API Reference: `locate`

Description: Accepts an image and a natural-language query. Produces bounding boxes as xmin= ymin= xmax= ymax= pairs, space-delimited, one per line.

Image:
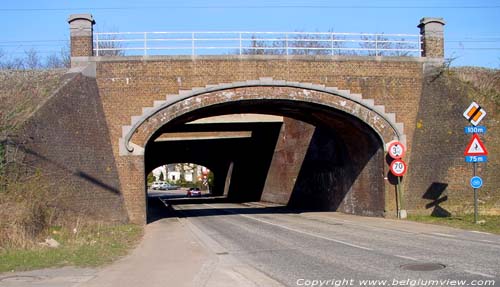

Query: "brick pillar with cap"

xmin=418 ymin=17 xmax=446 ymax=58
xmin=68 ymin=14 xmax=95 ymax=58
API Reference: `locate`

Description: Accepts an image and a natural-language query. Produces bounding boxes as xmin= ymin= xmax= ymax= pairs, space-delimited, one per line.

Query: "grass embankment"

xmin=0 ymin=69 xmax=143 ymax=273
xmin=407 ymin=214 xmax=500 ymax=235
xmin=0 ymin=224 xmax=143 ymax=273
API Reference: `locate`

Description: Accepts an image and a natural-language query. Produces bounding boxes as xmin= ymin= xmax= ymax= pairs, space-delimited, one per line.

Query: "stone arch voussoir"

xmin=120 ymin=78 xmax=406 ymax=156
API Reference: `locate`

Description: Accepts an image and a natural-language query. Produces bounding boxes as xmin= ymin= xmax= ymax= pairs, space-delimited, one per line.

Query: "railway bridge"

xmin=19 ymin=15 xmax=466 ymax=224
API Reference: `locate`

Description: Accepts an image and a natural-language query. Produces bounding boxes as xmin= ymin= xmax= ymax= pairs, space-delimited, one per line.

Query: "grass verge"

xmin=0 ymin=224 xmax=143 ymax=273
xmin=407 ymin=214 xmax=500 ymax=235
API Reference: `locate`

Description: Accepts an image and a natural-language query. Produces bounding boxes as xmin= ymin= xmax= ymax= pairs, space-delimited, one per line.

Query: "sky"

xmin=0 ymin=0 xmax=499 ymax=68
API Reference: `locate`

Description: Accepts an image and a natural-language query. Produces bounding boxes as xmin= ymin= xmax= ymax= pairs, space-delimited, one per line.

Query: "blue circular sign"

xmin=470 ymin=176 xmax=483 ymax=189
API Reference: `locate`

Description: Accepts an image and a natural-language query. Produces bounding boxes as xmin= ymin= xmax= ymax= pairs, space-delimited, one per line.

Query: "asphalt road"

xmin=173 ymin=202 xmax=500 ymax=287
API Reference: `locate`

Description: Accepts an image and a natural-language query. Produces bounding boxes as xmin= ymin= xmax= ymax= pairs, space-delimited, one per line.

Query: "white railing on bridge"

xmin=93 ymin=31 xmax=422 ymax=57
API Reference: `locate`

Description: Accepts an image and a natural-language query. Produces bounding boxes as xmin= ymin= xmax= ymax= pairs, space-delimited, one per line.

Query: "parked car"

xmin=159 ymin=182 xmax=171 ymax=190
xmin=166 ymin=183 xmax=179 ymax=190
xmin=187 ymin=187 xmax=202 ymax=197
xmin=158 ymin=182 xmax=180 ymax=190
xmin=151 ymin=181 xmax=164 ymax=190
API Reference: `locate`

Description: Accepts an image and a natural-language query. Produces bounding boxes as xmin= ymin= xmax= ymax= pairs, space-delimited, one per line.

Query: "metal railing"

xmin=93 ymin=31 xmax=422 ymax=57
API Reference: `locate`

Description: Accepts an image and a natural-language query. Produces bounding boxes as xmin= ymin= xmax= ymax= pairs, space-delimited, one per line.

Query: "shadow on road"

xmin=147 ymin=197 xmax=176 ymax=223
xmin=174 ymin=205 xmax=302 ymax=218
xmin=146 ymin=193 xmax=304 ymax=224
xmin=146 ymin=191 xmax=231 ymax=223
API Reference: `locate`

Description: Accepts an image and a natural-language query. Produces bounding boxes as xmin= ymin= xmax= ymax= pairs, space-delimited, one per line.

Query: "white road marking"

xmin=470 ymin=230 xmax=492 ymax=235
xmin=425 ymin=232 xmax=500 ymax=248
xmin=430 ymin=232 xmax=456 ymax=238
xmin=204 ymin=204 xmax=374 ymax=251
xmin=393 ymin=255 xmax=418 ymax=261
xmin=464 ymin=270 xmax=496 ymax=278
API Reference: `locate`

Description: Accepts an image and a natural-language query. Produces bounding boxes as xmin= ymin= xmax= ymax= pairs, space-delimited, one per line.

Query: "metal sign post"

xmin=388 ymin=141 xmax=407 ymax=219
xmin=463 ymin=102 xmax=487 ymax=224
xmin=472 ymin=162 xmax=478 ymax=224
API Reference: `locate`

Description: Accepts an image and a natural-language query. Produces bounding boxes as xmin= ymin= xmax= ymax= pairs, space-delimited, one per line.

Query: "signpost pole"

xmin=463 ymin=102 xmax=487 ymax=225
xmin=398 ymin=176 xmax=405 ymax=213
xmin=387 ymin=141 xmax=407 ymax=219
xmin=473 ymin=162 xmax=478 ymax=224
xmin=396 ymin=182 xmax=401 ymax=219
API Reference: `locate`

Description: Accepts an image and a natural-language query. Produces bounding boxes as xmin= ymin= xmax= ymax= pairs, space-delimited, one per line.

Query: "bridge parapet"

xmin=68 ymin=14 xmax=444 ymax=62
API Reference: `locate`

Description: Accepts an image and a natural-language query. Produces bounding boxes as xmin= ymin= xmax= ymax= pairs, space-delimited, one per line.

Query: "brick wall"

xmin=261 ymin=118 xmax=315 ymax=204
xmin=94 ymin=56 xmax=423 ymax=222
xmin=421 ymin=37 xmax=445 ymax=58
xmin=408 ymin=71 xmax=500 ymax=215
xmin=70 ymin=36 xmax=93 ymax=57
xmin=17 ymin=72 xmax=128 ymax=222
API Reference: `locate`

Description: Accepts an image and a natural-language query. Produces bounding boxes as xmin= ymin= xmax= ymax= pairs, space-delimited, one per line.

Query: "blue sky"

xmin=1 ymin=0 xmax=499 ymax=67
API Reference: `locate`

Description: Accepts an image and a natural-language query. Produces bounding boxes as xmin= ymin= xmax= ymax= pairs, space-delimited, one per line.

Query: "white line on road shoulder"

xmin=204 ymin=204 xmax=374 ymax=251
xmin=393 ymin=255 xmax=418 ymax=261
xmin=430 ymin=232 xmax=456 ymax=238
xmin=470 ymin=230 xmax=493 ymax=235
xmin=464 ymin=270 xmax=496 ymax=278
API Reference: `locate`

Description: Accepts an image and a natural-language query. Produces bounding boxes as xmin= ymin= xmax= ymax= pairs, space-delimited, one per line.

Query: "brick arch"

xmin=122 ymin=80 xmax=405 ymax=155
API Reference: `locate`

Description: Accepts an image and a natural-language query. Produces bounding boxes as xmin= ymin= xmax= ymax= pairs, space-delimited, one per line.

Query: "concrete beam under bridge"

xmin=154 ymin=131 xmax=253 ymax=142
xmin=187 ymin=114 xmax=283 ymax=124
xmin=153 ymin=114 xmax=283 ymax=142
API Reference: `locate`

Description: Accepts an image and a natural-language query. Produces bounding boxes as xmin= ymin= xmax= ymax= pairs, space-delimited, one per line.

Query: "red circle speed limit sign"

xmin=388 ymin=141 xmax=406 ymax=159
xmin=390 ymin=159 xmax=407 ymax=176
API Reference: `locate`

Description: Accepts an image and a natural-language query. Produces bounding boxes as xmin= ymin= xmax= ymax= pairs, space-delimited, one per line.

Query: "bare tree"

xmin=241 ymin=31 xmax=346 ymax=56
xmin=242 ymin=35 xmax=269 ymax=55
xmin=59 ymin=43 xmax=71 ymax=68
xmin=0 ymin=57 xmax=25 ymax=70
xmin=45 ymin=54 xmax=64 ymax=69
xmin=359 ymin=34 xmax=413 ymax=57
xmin=392 ymin=39 xmax=413 ymax=57
xmin=94 ymin=33 xmax=126 ymax=56
xmin=24 ymin=48 xmax=42 ymax=69
xmin=289 ymin=33 xmax=331 ymax=56
xmin=44 ymin=45 xmax=71 ymax=69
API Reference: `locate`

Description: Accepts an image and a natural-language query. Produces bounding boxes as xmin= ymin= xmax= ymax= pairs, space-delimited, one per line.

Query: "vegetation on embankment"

xmin=0 ymin=224 xmax=142 ymax=273
xmin=0 ymin=69 xmax=68 ymax=134
xmin=0 ymin=69 xmax=143 ymax=273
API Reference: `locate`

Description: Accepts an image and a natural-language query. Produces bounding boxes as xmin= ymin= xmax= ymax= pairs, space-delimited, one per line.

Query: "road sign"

xmin=388 ymin=141 xmax=406 ymax=159
xmin=464 ymin=126 xmax=487 ymax=134
xmin=464 ymin=134 xmax=488 ymax=156
xmin=463 ymin=102 xmax=486 ymax=126
xmin=470 ymin=176 xmax=483 ymax=189
xmin=390 ymin=159 xmax=407 ymax=176
xmin=465 ymin=156 xmax=488 ymax=163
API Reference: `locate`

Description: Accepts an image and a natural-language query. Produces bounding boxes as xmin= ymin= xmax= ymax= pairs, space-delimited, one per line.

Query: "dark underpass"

xmin=144 ymin=99 xmax=386 ymax=222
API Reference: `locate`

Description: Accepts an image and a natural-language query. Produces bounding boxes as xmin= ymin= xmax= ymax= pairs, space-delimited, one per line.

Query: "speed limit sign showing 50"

xmin=388 ymin=141 xmax=406 ymax=159
xmin=390 ymin=159 xmax=407 ymax=176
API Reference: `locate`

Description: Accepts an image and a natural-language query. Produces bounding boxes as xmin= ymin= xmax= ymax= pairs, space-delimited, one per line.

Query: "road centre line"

xmin=203 ymin=204 xmax=374 ymax=251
